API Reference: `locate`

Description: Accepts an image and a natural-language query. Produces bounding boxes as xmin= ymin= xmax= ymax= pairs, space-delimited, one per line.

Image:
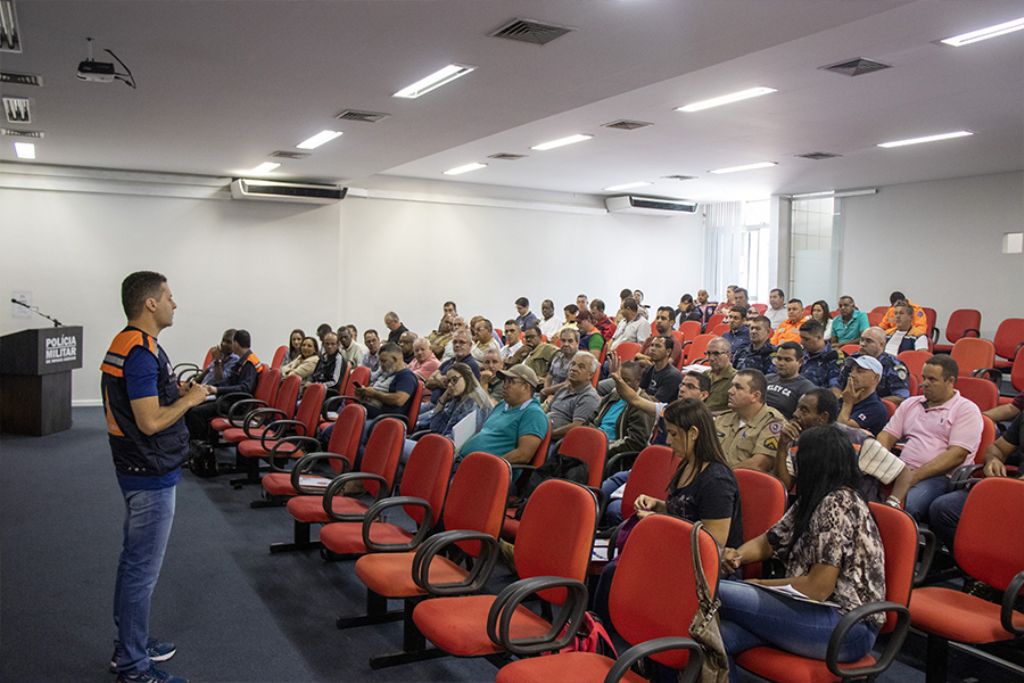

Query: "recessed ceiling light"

xmin=14 ymin=141 xmax=35 ymax=159
xmin=676 ymin=87 xmax=777 ymax=113
xmin=940 ymin=16 xmax=1024 ymax=46
xmin=709 ymin=161 xmax=777 ymax=174
xmin=443 ymin=162 xmax=487 ymax=176
xmin=296 ymin=130 xmax=342 ymax=150
xmin=246 ymin=162 xmax=280 ymax=174
xmin=531 ymin=134 xmax=593 ymax=151
xmin=877 ymin=130 xmax=973 ymax=148
xmin=603 ymin=181 xmax=652 ymax=192
xmin=393 ymin=64 xmax=475 ymax=99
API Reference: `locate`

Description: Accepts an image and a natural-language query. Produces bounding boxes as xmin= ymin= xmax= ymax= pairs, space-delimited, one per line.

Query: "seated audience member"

xmin=407 ymin=337 xmax=440 ymax=381
xmin=635 ymin=307 xmax=682 ymax=367
xmin=799 ymin=319 xmax=845 ymax=389
xmin=695 ymin=288 xmax=716 ymax=324
xmin=509 ymin=325 xmax=558 ymax=379
xmin=705 ymin=337 xmax=737 ymax=412
xmin=638 ymin=336 xmax=683 ymax=404
xmin=880 ymin=290 xmax=927 ymax=336
xmin=286 ymin=328 xmax=305 ymax=363
xmin=765 ymin=288 xmax=788 ymax=328
xmin=837 ymin=355 xmax=889 ymax=435
xmin=439 ymin=316 xmax=469 ymax=363
xmin=398 ymin=330 xmax=417 ymax=364
xmin=731 ymin=287 xmax=750 ymax=311
xmin=315 ymin=323 xmax=333 ymax=343
xmin=185 ymin=329 xmax=262 ymax=443
xmin=775 ymin=389 xmax=912 ymax=504
xmin=733 ymin=316 xmax=775 ymax=375
xmin=383 ymin=311 xmax=408 ymax=345
xmin=677 ymin=293 xmax=704 ymax=325
xmin=765 ymin=342 xmax=817 ymax=419
xmin=594 ymin=398 xmax=742 ymax=625
xmin=425 ymin=330 xmax=479 ymax=404
xmin=720 ymin=426 xmax=885 ymax=672
xmin=809 ymin=300 xmax=834 ymax=340
xmin=609 ymin=297 xmax=651 ymax=350
xmin=514 ymin=297 xmax=539 ymax=331
xmin=984 ymin=391 xmax=1023 ymax=424
xmin=715 ymin=285 xmax=737 ymax=315
xmin=884 ymin=302 xmax=929 ymax=354
xmin=456 ymin=364 xmax=548 ymax=466
xmin=560 ymin=304 xmax=580 ymax=331
xmin=542 ymin=328 xmax=580 ymax=398
xmin=280 ymin=336 xmax=319 ymax=381
xmin=198 ymin=328 xmax=238 ymax=386
xmin=499 ymin=320 xmax=523 ymax=363
xmin=770 ymin=299 xmax=808 ymax=346
xmin=471 ymin=318 xmax=500 ymax=361
xmin=576 ymin=310 xmax=605 ymax=357
xmin=875 ymin=355 xmax=983 ymax=522
xmin=722 ymin=304 xmax=751 ymax=354
xmin=576 ymin=293 xmax=588 ymax=310
xmin=589 ymin=299 xmax=617 ymax=342
xmin=633 ymin=289 xmax=650 ymax=319
xmin=587 ymin=360 xmax=657 ymax=463
xmin=338 ymin=325 xmax=366 ymax=367
xmin=309 ymin=332 xmax=347 ymax=393
xmin=836 ymin=326 xmax=910 ymax=404
xmin=546 ymin=353 xmax=601 ymax=440
xmin=929 ymin=410 xmax=1024 ymax=550
xmin=538 ymin=299 xmax=562 ymax=340
xmin=716 ymin=369 xmax=786 ymax=470
xmin=478 ymin=349 xmax=506 ymax=405
xmin=830 ymin=295 xmax=869 ymax=346
xmin=354 ymin=342 xmax=418 ymax=420
xmin=410 ymin=362 xmax=491 ymax=450
xmin=614 ymin=288 xmax=635 ymax=324
xmin=361 ymin=329 xmax=382 ymax=374
xmin=428 ymin=313 xmax=454 ymax=360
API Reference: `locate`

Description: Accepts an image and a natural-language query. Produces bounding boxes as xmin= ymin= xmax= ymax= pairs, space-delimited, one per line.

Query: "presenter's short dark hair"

xmin=121 ymin=271 xmax=166 ymax=319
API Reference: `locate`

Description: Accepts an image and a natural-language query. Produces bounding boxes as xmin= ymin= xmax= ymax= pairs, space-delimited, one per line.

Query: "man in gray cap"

xmin=456 ymin=364 xmax=549 ymax=466
xmin=837 ymin=355 xmax=890 ymax=435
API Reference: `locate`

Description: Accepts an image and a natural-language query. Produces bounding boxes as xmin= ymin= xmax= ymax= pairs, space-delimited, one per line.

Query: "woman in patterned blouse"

xmin=718 ymin=425 xmax=886 ymax=679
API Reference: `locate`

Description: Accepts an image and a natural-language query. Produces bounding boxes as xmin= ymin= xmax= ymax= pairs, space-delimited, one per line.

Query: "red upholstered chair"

xmin=752 ymin=303 xmax=767 ymax=314
xmin=909 ymin=478 xmax=1024 ymax=683
xmin=922 ymin=307 xmax=937 ymax=340
xmin=907 ymin=373 xmax=919 ymax=396
xmin=684 ymin=334 xmax=714 ymax=365
xmin=733 ymin=469 xmax=786 ymax=579
xmin=950 ymin=338 xmax=996 ymax=377
xmin=344 ymin=452 xmax=511 ymax=667
xmin=955 ymin=376 xmax=999 ymax=413
xmin=678 ymin=320 xmax=702 ymax=343
xmin=209 ymin=367 xmax=280 ymax=434
xmin=275 ymin=417 xmax=404 ymax=552
xmin=840 ymin=344 xmax=860 ymax=357
xmin=710 ymin=323 xmax=731 ymax=337
xmin=319 ymin=365 xmax=371 ymax=431
xmin=220 ymin=373 xmax=300 ymax=446
xmin=705 ymin=313 xmax=725 ymax=331
xmin=882 ymin=399 xmax=897 ymax=418
xmin=992 ymin=318 xmax=1024 ymax=370
xmin=933 ymin=309 xmax=981 ymax=352
xmin=735 ymin=503 xmax=917 ymax=683
xmin=269 ymin=345 xmax=288 ymax=370
xmin=983 ymin=345 xmax=1024 ymax=405
xmin=494 ymin=514 xmax=714 ymax=683
xmin=319 ymin=434 xmax=454 ymax=559
xmin=897 ymin=349 xmax=932 ymax=383
xmin=867 ymin=306 xmax=888 ymax=327
xmin=409 ymin=479 xmax=598 ymax=669
xmin=615 ymin=342 xmax=643 ymax=362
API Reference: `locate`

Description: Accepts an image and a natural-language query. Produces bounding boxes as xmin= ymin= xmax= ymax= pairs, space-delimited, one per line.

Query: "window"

xmin=704 ymin=199 xmax=771 ymax=302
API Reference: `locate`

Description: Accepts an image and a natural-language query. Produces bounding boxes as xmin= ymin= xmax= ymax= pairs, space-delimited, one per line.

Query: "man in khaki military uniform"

xmin=705 ymin=337 xmax=737 ymax=413
xmin=715 ymin=368 xmax=785 ymax=471
xmin=509 ymin=324 xmax=558 ymax=379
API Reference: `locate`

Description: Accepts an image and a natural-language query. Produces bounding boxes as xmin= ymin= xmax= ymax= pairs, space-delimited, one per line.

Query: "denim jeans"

xmin=600 ymin=470 xmax=630 ymax=525
xmin=719 ymin=580 xmax=878 ymax=683
xmin=113 ymin=485 xmax=177 ymax=674
xmin=928 ymin=489 xmax=969 ymax=549
xmin=903 ymin=475 xmax=949 ymax=523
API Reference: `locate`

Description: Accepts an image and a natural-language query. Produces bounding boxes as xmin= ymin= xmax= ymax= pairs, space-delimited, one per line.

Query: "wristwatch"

xmin=885 ymin=495 xmax=902 ymax=509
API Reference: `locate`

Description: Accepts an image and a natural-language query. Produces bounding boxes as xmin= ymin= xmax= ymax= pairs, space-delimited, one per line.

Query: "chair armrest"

xmin=826 ymin=602 xmax=910 ymax=678
xmin=321 ymin=394 xmax=355 ymax=420
xmin=409 ymin=429 xmax=432 ymax=441
xmin=258 ymin=419 xmax=306 ymax=451
xmin=604 ymin=451 xmax=639 ymax=477
xmin=915 ymin=529 xmax=938 ymax=587
xmin=931 ymin=326 xmax=940 ymax=344
xmin=288 ymin=453 xmax=351 ymax=493
xmin=1001 ymin=570 xmax=1024 ymax=636
xmin=172 ymin=362 xmax=200 ymax=376
xmin=411 ymin=530 xmax=499 ymax=596
xmin=321 ymin=472 xmax=389 ymax=522
xmin=266 ymin=436 xmax=321 ymax=472
xmin=948 ymin=464 xmax=984 ymax=491
xmin=175 ymin=365 xmax=202 ymax=383
xmin=486 ymin=576 xmax=588 ymax=655
xmin=218 ymin=393 xmax=258 ymax=419
xmin=605 ymin=637 xmax=704 ymax=683
xmin=361 ymin=496 xmax=434 ymax=553
xmin=972 ymin=367 xmax=1003 ymax=383
xmin=242 ymin=407 xmax=286 ymax=439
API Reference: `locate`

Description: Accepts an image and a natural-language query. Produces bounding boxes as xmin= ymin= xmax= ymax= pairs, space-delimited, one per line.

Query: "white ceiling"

xmin=2 ymin=0 xmax=1023 ymax=201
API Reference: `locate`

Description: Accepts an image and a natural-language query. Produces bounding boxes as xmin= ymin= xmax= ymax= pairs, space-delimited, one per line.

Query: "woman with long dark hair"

xmin=718 ymin=425 xmax=885 ymax=680
xmin=810 ymin=299 xmax=834 ymax=340
xmin=286 ymin=328 xmax=305 ymax=362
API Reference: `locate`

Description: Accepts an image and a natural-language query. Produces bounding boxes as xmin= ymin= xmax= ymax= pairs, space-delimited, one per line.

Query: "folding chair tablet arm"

xmin=242 ymin=407 xmax=287 ymax=439
xmin=825 ymin=602 xmax=910 ymax=679
xmin=258 ymin=419 xmax=307 ymax=451
xmin=949 ymin=463 xmax=984 ymax=490
xmin=486 ymin=575 xmax=588 ymax=655
xmin=411 ymin=530 xmax=500 ymax=596
xmin=606 ymin=637 xmax=704 ymax=683
xmin=321 ymin=472 xmax=390 ymax=522
xmin=289 ymin=452 xmax=352 ymax=494
xmin=914 ymin=529 xmax=938 ymax=587
xmin=219 ymin=394 xmax=261 ymax=419
xmin=1001 ymin=570 xmax=1024 ymax=636
xmin=361 ymin=496 xmax=435 ymax=553
xmin=266 ymin=436 xmax=321 ymax=472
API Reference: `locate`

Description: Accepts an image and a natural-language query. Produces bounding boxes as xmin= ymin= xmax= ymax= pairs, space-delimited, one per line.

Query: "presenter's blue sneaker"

xmin=109 ymin=639 xmax=177 ymax=672
xmin=114 ymin=663 xmax=188 ymax=683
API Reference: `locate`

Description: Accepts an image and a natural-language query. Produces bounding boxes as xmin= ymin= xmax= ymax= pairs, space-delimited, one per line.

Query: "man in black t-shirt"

xmin=639 ymin=335 xmax=682 ymax=404
xmin=765 ymin=342 xmax=816 ymax=419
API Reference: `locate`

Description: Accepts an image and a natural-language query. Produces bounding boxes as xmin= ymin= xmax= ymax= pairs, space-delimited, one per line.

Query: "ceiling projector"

xmin=76 ymin=59 xmax=117 ymax=83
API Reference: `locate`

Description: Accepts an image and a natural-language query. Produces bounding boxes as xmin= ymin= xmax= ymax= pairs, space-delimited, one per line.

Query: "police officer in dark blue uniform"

xmin=798 ymin=319 xmax=845 ymax=389
xmin=733 ymin=315 xmax=775 ymax=375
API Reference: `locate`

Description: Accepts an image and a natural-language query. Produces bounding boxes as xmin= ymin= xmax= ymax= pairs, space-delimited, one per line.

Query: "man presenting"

xmin=101 ymin=271 xmax=209 ymax=683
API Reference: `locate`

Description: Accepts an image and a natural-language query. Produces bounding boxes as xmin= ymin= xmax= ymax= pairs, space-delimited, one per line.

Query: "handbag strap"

xmin=689 ymin=521 xmax=715 ymax=609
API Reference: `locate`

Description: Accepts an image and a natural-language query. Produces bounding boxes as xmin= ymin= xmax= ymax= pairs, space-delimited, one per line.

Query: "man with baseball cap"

xmin=837 ymin=355 xmax=890 ymax=435
xmin=456 ymin=364 xmax=549 ymax=467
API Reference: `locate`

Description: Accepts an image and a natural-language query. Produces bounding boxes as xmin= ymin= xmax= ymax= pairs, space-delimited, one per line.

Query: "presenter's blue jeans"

xmin=113 ymin=485 xmax=176 ymax=675
xmin=719 ymin=580 xmax=878 ymax=683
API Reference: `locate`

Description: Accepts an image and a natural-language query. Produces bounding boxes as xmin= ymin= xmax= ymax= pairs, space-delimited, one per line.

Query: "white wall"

xmin=837 ymin=171 xmax=1023 ymax=340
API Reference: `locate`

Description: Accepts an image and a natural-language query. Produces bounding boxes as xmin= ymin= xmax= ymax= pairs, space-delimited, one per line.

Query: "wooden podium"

xmin=0 ymin=326 xmax=83 ymax=436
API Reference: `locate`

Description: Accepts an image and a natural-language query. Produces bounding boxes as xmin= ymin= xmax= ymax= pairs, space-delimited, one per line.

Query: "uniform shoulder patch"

xmin=768 ymin=421 xmax=783 ymax=435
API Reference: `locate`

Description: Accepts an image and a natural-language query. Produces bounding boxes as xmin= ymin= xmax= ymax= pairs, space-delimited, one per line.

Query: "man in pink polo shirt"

xmin=876 ymin=354 xmax=982 ymax=522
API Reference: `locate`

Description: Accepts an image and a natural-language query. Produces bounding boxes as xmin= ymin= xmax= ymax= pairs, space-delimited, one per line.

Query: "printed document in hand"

xmin=753 ymin=582 xmax=840 ymax=607
xmin=451 ymin=410 xmax=478 ymax=451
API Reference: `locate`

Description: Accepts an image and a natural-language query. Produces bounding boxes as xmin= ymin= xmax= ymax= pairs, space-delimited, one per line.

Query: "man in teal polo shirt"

xmin=830 ymin=295 xmax=870 ymax=346
xmin=457 ymin=364 xmax=549 ymax=466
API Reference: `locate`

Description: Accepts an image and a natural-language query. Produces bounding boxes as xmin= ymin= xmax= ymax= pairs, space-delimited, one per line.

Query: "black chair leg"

xmin=269 ymin=521 xmax=320 ymax=553
xmin=924 ymin=634 xmax=949 ymax=683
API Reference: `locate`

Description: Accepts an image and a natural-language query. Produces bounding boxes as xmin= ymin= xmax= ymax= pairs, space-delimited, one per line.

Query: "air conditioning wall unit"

xmin=605 ymin=195 xmax=698 ymax=216
xmin=230 ymin=178 xmax=347 ymax=204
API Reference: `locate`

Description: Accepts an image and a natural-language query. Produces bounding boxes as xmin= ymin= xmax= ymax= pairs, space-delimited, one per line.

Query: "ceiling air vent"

xmin=2 ymin=95 xmax=30 ymax=124
xmin=487 ymin=153 xmax=527 ymax=161
xmin=602 ymin=119 xmax=653 ymax=131
xmin=821 ymin=57 xmax=890 ymax=77
xmin=1 ymin=127 xmax=42 ymax=138
xmin=270 ymin=150 xmax=311 ymax=159
xmin=795 ymin=152 xmax=842 ymax=160
xmin=0 ymin=0 xmax=22 ymax=53
xmin=336 ymin=109 xmax=390 ymax=123
xmin=662 ymin=174 xmax=696 ymax=181
xmin=0 ymin=70 xmax=41 ymax=86
xmin=230 ymin=179 xmax=347 ymax=204
xmin=489 ymin=18 xmax=573 ymax=45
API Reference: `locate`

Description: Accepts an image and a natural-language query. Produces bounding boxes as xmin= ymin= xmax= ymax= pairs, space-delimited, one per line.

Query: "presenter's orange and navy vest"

xmin=100 ymin=327 xmax=189 ymax=475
